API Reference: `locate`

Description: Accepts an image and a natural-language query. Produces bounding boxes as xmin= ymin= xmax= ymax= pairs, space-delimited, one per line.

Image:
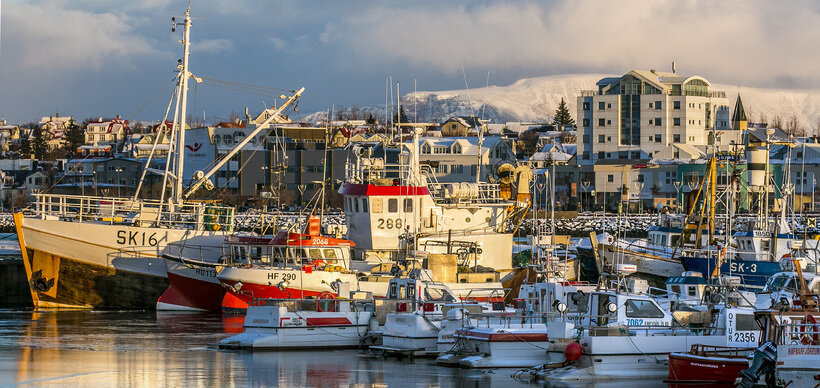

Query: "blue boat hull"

xmin=681 ymin=257 xmax=781 ymax=290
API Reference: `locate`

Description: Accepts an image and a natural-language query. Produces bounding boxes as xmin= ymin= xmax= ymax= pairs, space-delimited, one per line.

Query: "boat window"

xmin=735 ymin=314 xmax=757 ymax=331
xmin=388 ymin=198 xmax=398 ymax=213
xmin=372 ymin=197 xmax=383 ymax=213
xmin=687 ymin=286 xmax=697 ymax=297
xmin=406 ymin=284 xmax=415 ymax=299
xmin=309 ymin=248 xmax=322 ymax=258
xmin=425 ymin=287 xmax=456 ymax=302
xmin=354 ymin=198 xmax=360 ymax=212
xmin=670 ymin=235 xmax=680 ymax=247
xmin=760 ymin=239 xmax=770 ymax=252
xmin=404 ymin=198 xmax=413 ymax=213
xmin=661 ymin=235 xmax=667 ymax=246
xmin=625 ymin=299 xmax=664 ymax=318
xmin=323 ymin=249 xmax=337 ymax=259
xmin=566 ymin=292 xmax=588 ymax=313
xmin=670 ymin=285 xmax=681 ymax=294
xmin=388 ymin=283 xmax=397 ymax=298
xmin=811 ymin=281 xmax=820 ymax=294
xmin=361 ymin=198 xmax=368 ymax=213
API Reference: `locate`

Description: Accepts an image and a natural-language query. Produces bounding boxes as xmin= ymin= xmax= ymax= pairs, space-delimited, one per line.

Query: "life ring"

xmin=316 ymin=292 xmax=336 ymax=312
xmin=800 ymin=314 xmax=819 ymax=345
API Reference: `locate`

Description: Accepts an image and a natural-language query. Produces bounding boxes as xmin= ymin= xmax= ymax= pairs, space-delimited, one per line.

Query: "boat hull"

xmin=15 ymin=213 xmax=225 ymax=309
xmin=776 ymin=344 xmax=820 ymax=388
xmin=156 ymin=269 xmax=225 ymax=312
xmin=681 ymin=256 xmax=780 ymax=289
xmin=668 ymin=352 xmax=749 ymax=384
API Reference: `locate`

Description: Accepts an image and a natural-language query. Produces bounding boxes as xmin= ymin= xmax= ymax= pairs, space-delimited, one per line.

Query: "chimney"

xmin=672 ymin=61 xmax=676 ymax=74
xmin=650 ymin=69 xmax=656 ymax=74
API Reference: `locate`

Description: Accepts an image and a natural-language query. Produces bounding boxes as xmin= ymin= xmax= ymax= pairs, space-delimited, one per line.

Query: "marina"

xmin=2 ymin=1 xmax=820 ymax=387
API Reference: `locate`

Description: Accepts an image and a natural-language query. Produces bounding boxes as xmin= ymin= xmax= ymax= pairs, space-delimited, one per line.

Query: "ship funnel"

xmin=746 ymin=145 xmax=768 ymax=188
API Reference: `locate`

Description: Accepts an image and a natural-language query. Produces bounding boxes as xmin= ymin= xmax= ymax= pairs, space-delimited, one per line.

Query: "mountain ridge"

xmin=305 ymin=74 xmax=820 ymax=135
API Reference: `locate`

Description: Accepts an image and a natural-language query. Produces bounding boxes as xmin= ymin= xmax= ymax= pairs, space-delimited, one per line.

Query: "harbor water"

xmin=0 ymin=310 xmax=671 ymax=387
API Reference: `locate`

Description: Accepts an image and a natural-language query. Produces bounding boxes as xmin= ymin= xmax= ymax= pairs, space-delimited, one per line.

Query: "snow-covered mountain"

xmin=305 ymin=74 xmax=820 ymax=135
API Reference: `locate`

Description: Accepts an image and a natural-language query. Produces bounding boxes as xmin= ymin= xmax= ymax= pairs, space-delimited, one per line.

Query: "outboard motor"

xmin=737 ymin=341 xmax=777 ymax=388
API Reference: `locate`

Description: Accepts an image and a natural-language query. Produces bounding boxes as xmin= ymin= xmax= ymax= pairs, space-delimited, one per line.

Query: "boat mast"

xmin=174 ymin=6 xmax=192 ymax=204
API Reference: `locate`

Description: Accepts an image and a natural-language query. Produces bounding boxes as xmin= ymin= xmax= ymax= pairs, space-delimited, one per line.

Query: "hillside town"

xmin=1 ymin=69 xmax=817 ymax=218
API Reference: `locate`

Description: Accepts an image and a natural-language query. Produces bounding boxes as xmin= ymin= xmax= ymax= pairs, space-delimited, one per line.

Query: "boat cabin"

xmin=224 ymin=231 xmax=354 ymax=270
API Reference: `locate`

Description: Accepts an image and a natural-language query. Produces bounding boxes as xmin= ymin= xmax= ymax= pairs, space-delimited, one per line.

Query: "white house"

xmin=412 ymin=136 xmax=514 ymax=182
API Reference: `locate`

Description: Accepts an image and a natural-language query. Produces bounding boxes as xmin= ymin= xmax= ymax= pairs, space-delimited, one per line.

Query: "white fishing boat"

xmin=437 ymin=279 xmax=595 ymax=369
xmin=371 ymin=278 xmax=460 ymax=357
xmin=533 ymin=289 xmax=759 ymax=381
xmin=218 ymin=283 xmax=376 ymax=350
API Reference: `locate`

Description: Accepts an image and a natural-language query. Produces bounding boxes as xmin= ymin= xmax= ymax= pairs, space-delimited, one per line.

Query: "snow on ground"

xmin=304 ymin=73 xmax=820 ymax=134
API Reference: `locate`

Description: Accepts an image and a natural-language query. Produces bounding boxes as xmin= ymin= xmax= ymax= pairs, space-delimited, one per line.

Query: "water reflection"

xmin=0 ymin=311 xmax=533 ymax=387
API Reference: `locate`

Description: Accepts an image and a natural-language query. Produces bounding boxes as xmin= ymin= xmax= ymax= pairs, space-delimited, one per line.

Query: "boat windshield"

xmin=763 ymin=276 xmax=795 ymax=293
xmin=425 ymin=287 xmax=456 ymax=303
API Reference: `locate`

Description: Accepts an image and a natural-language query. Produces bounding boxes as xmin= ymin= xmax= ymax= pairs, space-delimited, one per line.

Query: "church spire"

xmin=732 ymin=94 xmax=747 ymax=131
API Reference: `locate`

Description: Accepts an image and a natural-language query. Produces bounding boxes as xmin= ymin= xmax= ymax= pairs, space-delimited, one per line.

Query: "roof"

xmin=747 ymin=127 xmax=791 ymax=143
xmin=732 ymin=94 xmax=747 ymax=127
xmin=412 ymin=136 xmax=507 ymax=157
xmin=676 ymin=143 xmax=704 ymax=156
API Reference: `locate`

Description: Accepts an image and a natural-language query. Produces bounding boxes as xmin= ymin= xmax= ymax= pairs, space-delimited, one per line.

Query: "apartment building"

xmin=577 ymin=70 xmax=732 ymax=165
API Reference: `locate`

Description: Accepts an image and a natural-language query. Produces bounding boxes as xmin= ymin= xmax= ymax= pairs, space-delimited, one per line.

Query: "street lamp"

xmin=673 ymin=181 xmax=682 ymax=212
xmin=581 ymin=180 xmax=590 ymax=213
xmin=115 ymin=167 xmax=123 ymax=197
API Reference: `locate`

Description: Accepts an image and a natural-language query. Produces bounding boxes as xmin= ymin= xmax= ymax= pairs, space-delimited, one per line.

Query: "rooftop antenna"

xmin=461 ymin=65 xmax=481 ymax=184
xmin=481 ymin=70 xmax=490 ymax=120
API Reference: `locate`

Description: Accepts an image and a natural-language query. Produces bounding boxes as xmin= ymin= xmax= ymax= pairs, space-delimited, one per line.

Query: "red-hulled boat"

xmin=667 ymin=344 xmax=753 ymax=386
xmin=217 ymin=216 xmax=358 ymax=313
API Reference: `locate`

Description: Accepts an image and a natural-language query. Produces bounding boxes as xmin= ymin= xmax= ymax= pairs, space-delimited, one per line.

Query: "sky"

xmin=1 ymin=0 xmax=819 ymax=124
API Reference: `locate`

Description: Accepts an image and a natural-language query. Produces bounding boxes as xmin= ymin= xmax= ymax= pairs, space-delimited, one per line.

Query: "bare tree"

xmin=813 ymin=117 xmax=820 ymax=137
xmin=770 ymin=115 xmax=783 ymax=130
xmin=758 ymin=112 xmax=767 ymax=126
xmin=785 ymin=113 xmax=805 ymax=137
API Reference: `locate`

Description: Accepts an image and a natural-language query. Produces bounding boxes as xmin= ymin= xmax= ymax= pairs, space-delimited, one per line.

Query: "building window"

xmin=673 ymin=118 xmax=681 ymax=126
xmin=598 ymin=102 xmax=605 ymax=110
xmin=673 ymin=101 xmax=680 ymax=109
xmin=583 ymin=102 xmax=590 ymax=110
xmin=598 ymin=151 xmax=605 ymax=160
xmin=673 ymin=134 xmax=681 ymax=143
xmin=607 ymin=119 xmax=611 ymax=125
xmin=637 ymin=174 xmax=644 ymax=183
xmin=582 ymin=118 xmax=590 ymax=127
xmin=607 ymin=175 xmax=614 ymax=183
xmin=649 ymin=102 xmax=653 ymax=108
xmin=619 ymin=151 xmax=628 ymax=159
xmin=583 ymin=134 xmax=590 ymax=143
xmin=598 ymin=135 xmax=605 ymax=143
xmin=598 ymin=118 xmax=605 ymax=127
xmin=655 ymin=134 xmax=661 ymax=143
xmin=422 ymin=143 xmax=431 ymax=154
xmin=632 ymin=151 xmax=640 ymax=159
xmin=654 ymin=118 xmax=661 ymax=126
xmin=607 ymin=103 xmax=611 ymax=108
xmin=655 ymin=101 xmax=662 ymax=110
xmin=582 ymin=152 xmax=590 ymax=160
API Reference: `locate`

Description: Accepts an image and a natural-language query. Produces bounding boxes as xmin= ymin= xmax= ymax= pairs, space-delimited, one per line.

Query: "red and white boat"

xmin=217 ymin=216 xmax=358 ymax=313
xmin=667 ymin=344 xmax=754 ymax=386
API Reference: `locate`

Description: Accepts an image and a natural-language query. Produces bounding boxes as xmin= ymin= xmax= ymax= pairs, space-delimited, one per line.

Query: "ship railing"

xmin=251 ymin=297 xmax=375 ymax=313
xmin=28 ymin=193 xmax=234 ymax=231
xmin=687 ymin=344 xmax=755 ymax=357
xmin=465 ymin=312 xmax=549 ymax=329
xmin=777 ymin=321 xmax=820 ymax=345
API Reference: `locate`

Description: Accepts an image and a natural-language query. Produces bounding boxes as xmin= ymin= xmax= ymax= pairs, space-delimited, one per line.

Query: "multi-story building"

xmin=577 ymin=69 xmax=731 ymax=165
xmin=85 ymin=117 xmax=129 ymax=147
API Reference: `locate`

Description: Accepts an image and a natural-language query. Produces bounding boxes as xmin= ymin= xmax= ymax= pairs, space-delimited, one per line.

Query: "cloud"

xmin=313 ymin=0 xmax=820 ymax=89
xmin=1 ymin=2 xmax=165 ymax=72
xmin=193 ymin=39 xmax=234 ymax=54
